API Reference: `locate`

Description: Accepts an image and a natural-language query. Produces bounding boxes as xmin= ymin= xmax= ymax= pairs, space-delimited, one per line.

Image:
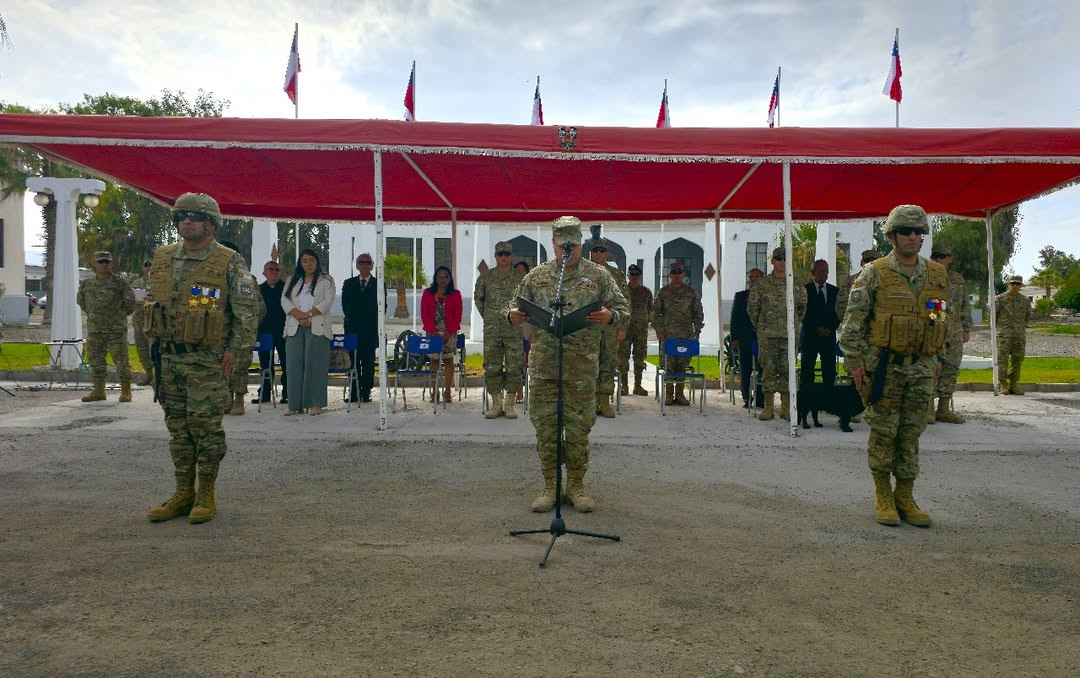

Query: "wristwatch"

xmin=607 ymin=310 xmax=620 ymax=326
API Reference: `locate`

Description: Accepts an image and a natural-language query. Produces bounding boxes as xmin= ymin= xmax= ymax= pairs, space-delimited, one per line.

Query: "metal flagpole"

xmin=536 ymin=225 xmax=541 ymax=263
xmin=783 ymin=162 xmax=798 ymax=438
xmin=776 ymin=66 xmax=781 ymax=128
xmin=986 ymin=209 xmax=1000 ymax=395
xmin=894 ymin=28 xmax=900 ymax=128
xmin=294 ymin=23 xmax=299 ymax=120
xmin=375 ymin=151 xmax=388 ymax=430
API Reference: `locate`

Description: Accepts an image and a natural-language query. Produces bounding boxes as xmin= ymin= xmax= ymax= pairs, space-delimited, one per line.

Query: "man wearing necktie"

xmin=801 ymin=259 xmax=840 ymax=386
xmin=341 ymin=253 xmax=381 ymax=402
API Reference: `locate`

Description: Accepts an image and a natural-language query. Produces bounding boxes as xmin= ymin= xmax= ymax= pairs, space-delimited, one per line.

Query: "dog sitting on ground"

xmin=797 ymin=381 xmax=865 ymax=432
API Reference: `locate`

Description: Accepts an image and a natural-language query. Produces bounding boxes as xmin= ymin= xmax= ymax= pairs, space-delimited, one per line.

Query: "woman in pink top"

xmin=420 ymin=266 xmax=462 ymax=402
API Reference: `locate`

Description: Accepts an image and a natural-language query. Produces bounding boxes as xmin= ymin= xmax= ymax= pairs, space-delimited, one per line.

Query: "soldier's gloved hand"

xmin=508 ymin=308 xmax=528 ymax=326
xmin=222 ymin=350 xmax=236 ymax=379
xmin=852 ymin=366 xmax=866 ymax=392
xmin=585 ymin=307 xmax=612 ymax=325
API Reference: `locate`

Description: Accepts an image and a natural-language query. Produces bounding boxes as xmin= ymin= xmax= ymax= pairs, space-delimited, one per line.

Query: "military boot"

xmin=530 ymin=466 xmax=557 ymax=512
xmin=485 ymin=391 xmax=504 ymax=419
xmin=779 ymin=392 xmax=790 ymax=419
xmin=673 ymin=384 xmax=691 ymax=406
xmin=872 ymin=473 xmax=901 ymax=526
xmin=565 ymin=468 xmax=595 ymax=512
xmin=136 ymin=369 xmax=153 ymax=387
xmin=926 ymin=396 xmax=936 ymax=424
xmin=1010 ymin=379 xmax=1025 ymax=396
xmin=893 ymin=478 xmax=931 ymax=527
xmin=757 ymin=392 xmax=775 ymax=420
xmin=502 ymin=392 xmax=518 ymax=419
xmin=118 ymin=380 xmax=133 ymax=403
xmin=146 ymin=468 xmax=196 ymax=522
xmin=227 ymin=394 xmax=245 ymax=415
xmin=633 ymin=370 xmax=648 ymax=396
xmin=188 ymin=464 xmax=218 ymax=524
xmin=664 ymin=385 xmax=676 ymax=407
xmin=936 ymin=397 xmax=965 ymax=424
xmin=81 ymin=379 xmax=107 ymax=402
xmin=597 ymin=395 xmax=616 ymax=418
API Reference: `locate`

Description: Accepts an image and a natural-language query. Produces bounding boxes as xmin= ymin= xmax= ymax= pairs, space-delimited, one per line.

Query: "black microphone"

xmin=561 ymin=241 xmax=573 ymax=261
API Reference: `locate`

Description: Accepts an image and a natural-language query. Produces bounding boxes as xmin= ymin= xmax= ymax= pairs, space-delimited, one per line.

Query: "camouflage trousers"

xmin=936 ymin=335 xmax=964 ymax=397
xmin=620 ymin=325 xmax=649 ymax=377
xmin=132 ymin=316 xmax=152 ymax=373
xmin=159 ymin=349 xmax=230 ymax=476
xmin=228 ymin=349 xmax=254 ymax=395
xmin=85 ymin=330 xmax=131 ymax=381
xmin=483 ymin=328 xmax=523 ymax=393
xmin=529 ymin=377 xmax=597 ymax=471
xmin=596 ymin=329 xmax=619 ymax=396
xmin=996 ymin=333 xmax=1026 ymax=383
xmin=759 ymin=336 xmax=791 ymax=394
xmin=660 ymin=342 xmax=691 ymax=380
xmin=863 ymin=367 xmax=933 ymax=479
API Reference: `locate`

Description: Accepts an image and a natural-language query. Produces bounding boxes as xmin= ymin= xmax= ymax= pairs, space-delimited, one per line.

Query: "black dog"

xmin=797 ymin=382 xmax=865 ymax=432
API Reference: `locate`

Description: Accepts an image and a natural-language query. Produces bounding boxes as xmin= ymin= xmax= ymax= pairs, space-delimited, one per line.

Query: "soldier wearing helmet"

xmin=142 ymin=193 xmax=259 ymax=524
xmin=839 ymin=205 xmax=948 ymax=528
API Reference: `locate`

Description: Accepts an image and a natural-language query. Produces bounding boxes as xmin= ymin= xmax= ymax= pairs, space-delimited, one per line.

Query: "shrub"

xmin=1054 ymin=269 xmax=1080 ymax=312
xmin=1034 ymin=297 xmax=1056 ymax=318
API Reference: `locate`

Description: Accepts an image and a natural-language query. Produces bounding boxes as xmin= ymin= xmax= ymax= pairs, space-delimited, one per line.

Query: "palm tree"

xmin=1 ymin=15 xmax=10 ymax=48
xmin=382 ymin=254 xmax=427 ymax=319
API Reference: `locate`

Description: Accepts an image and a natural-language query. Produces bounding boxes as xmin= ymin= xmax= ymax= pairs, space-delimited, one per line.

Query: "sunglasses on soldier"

xmin=173 ymin=210 xmax=211 ymax=224
xmin=496 ymin=250 xmax=513 ymax=257
xmin=669 ymin=269 xmax=685 ymax=275
xmin=893 ymin=227 xmax=926 ymax=236
xmin=591 ymin=247 xmax=607 ymax=253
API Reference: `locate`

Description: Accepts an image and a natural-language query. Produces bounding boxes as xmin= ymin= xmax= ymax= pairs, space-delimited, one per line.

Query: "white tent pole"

xmin=412 ymin=224 xmax=418 ymax=333
xmin=714 ymin=212 xmax=724 ymax=392
xmin=986 ymin=209 xmax=1000 ymax=396
xmin=536 ymin=225 xmax=541 ymax=263
xmin=375 ymin=151 xmax=388 ymax=430
xmin=660 ymin=222 xmax=666 ymax=285
xmin=783 ymin=162 xmax=798 ymax=438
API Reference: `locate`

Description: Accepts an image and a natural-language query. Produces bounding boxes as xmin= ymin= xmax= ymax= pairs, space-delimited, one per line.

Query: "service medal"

xmin=189 ymin=285 xmax=201 ymax=308
xmin=209 ymin=288 xmax=221 ymax=311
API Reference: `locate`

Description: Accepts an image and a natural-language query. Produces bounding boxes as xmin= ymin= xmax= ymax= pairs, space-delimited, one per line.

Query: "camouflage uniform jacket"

xmin=994 ymin=292 xmax=1032 ymax=337
xmin=946 ymin=270 xmax=973 ymax=339
xmin=474 ymin=267 xmax=525 ymax=327
xmin=651 ymin=283 xmax=704 ymax=338
xmin=76 ymin=273 xmax=136 ymax=333
xmin=836 ymin=272 xmax=860 ymax=324
xmin=747 ymin=273 xmax=806 ymax=339
xmin=627 ymin=285 xmax=653 ymax=332
xmin=510 ymin=258 xmax=629 ymax=381
xmin=600 ymin=263 xmax=631 ymax=329
xmin=252 ymin=274 xmax=267 ymax=325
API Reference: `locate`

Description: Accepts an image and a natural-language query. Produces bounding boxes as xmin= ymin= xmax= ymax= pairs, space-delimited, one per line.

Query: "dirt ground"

xmin=1 ymin=382 xmax=1078 ymax=677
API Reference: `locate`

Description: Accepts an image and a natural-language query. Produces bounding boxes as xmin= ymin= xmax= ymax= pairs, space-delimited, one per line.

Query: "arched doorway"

xmin=655 ymin=237 xmax=704 ymax=296
xmin=508 ymin=235 xmax=548 ymax=270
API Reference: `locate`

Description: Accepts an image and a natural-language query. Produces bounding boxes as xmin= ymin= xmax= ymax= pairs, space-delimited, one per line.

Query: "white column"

xmin=701 ymin=218 xmax=720 ymax=348
xmin=251 ymin=219 xmax=278 ymax=282
xmin=816 ymin=223 xmax=838 ymax=285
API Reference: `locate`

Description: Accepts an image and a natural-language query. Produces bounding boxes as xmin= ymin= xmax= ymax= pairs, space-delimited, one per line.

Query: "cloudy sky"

xmin=4 ymin=0 xmax=1079 ymax=276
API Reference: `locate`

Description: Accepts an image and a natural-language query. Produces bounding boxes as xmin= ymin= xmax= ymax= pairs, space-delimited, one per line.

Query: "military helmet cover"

xmin=883 ymin=204 xmax=929 ymax=234
xmin=172 ymin=192 xmax=222 ymax=226
xmin=931 ymin=243 xmax=953 ymax=257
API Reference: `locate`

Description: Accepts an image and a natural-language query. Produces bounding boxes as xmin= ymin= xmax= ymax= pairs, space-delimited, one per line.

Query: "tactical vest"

xmin=868 ymin=258 xmax=949 ymax=356
xmin=143 ymin=242 xmax=233 ymax=348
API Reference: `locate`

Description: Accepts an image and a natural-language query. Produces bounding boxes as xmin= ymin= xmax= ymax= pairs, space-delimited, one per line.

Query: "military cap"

xmin=860 ymin=249 xmax=882 ymax=263
xmin=590 ymin=237 xmax=609 ymax=250
xmin=883 ymin=204 xmax=929 ymax=234
xmin=172 ymin=192 xmax=223 ymax=226
xmin=494 ymin=241 xmax=513 ymax=253
xmin=627 ymin=263 xmax=642 ymax=274
xmin=771 ymin=246 xmax=786 ymax=260
xmin=1008 ymin=275 xmax=1024 ymax=285
xmin=931 ymin=243 xmax=952 ymax=257
xmin=669 ymin=261 xmax=686 ymax=272
xmin=552 ymin=216 xmax=583 ymax=245
xmin=93 ymin=250 xmax=113 ymax=262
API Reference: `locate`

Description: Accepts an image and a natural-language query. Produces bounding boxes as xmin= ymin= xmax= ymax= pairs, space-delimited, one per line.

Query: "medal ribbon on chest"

xmin=926 ymin=298 xmax=947 ymax=322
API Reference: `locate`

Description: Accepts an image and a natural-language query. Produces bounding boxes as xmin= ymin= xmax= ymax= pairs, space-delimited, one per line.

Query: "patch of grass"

xmin=958 ymin=357 xmax=1080 ymax=383
xmin=1039 ymin=325 xmax=1080 ymax=335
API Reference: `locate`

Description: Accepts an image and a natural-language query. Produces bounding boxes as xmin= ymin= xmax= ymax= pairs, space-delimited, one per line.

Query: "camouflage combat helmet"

xmin=883 ymin=204 xmax=929 ymax=234
xmin=172 ymin=192 xmax=222 ymax=226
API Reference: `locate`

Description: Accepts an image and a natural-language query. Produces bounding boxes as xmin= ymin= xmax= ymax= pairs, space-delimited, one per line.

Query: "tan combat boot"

xmin=936 ymin=396 xmax=965 ymax=424
xmin=136 ymin=369 xmax=153 ymax=387
xmin=118 ymin=380 xmax=133 ymax=403
xmin=485 ymin=391 xmax=504 ymax=419
xmin=597 ymin=395 xmax=616 ymax=418
xmin=502 ymin=392 xmax=518 ymax=419
xmin=530 ymin=466 xmax=557 ymax=512
xmin=893 ymin=478 xmax=931 ymax=527
xmin=632 ymin=370 xmax=648 ymax=396
xmin=146 ymin=469 xmax=196 ymax=522
xmin=227 ymin=394 xmax=245 ymax=415
xmin=873 ymin=473 xmax=901 ymax=526
xmin=188 ymin=464 xmax=218 ymax=524
xmin=926 ymin=397 xmax=936 ymax=424
xmin=1010 ymin=380 xmax=1025 ymax=396
xmin=673 ymin=384 xmax=691 ymax=406
xmin=779 ymin=392 xmax=790 ymax=419
xmin=664 ymin=385 xmax=675 ymax=406
xmin=565 ymin=468 xmax=595 ymax=512
xmin=757 ymin=392 xmax=775 ymax=420
xmin=82 ymin=379 xmax=107 ymax=402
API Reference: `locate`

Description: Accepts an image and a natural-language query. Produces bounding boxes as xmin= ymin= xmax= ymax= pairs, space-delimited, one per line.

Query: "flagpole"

xmin=413 ymin=60 xmax=417 ymax=121
xmin=894 ymin=28 xmax=899 ymax=128
xmin=294 ymin=22 xmax=299 ymax=120
xmin=776 ymin=66 xmax=781 ymax=128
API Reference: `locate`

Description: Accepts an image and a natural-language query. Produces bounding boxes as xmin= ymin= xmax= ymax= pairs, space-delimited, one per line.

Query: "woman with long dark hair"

xmin=420 ymin=265 xmax=462 ymax=403
xmin=281 ymin=249 xmax=336 ymax=415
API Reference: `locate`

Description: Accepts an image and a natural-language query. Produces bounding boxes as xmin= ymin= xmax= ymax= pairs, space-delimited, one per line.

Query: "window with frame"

xmin=745 ymin=241 xmax=768 ymax=276
xmin=434 ymin=238 xmax=452 ymax=272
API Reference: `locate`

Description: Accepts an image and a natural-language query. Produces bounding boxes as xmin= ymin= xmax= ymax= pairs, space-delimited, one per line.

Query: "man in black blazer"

xmin=254 ymin=260 xmax=288 ymax=404
xmin=730 ymin=268 xmax=764 ymax=408
xmin=341 ymin=253 xmax=379 ymax=402
xmin=801 ymin=258 xmax=840 ymax=386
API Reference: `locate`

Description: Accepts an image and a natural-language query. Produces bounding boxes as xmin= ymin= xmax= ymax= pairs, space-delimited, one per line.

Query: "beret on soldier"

xmin=883 ymin=204 xmax=929 ymax=234
xmin=494 ymin=240 xmax=513 ymax=253
xmin=860 ymin=249 xmax=882 ymax=262
xmin=552 ymin=216 xmax=583 ymax=245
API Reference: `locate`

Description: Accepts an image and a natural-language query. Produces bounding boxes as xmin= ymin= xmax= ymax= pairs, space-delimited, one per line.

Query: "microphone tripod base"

xmin=510 ymin=515 xmax=620 ymax=568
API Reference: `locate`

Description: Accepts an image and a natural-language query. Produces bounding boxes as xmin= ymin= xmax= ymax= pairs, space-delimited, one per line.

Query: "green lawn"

xmin=1037 ymin=324 xmax=1080 ymax=335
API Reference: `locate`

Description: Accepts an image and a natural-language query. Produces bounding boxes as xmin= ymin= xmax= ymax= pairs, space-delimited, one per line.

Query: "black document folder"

xmin=516 ymin=296 xmax=602 ymax=337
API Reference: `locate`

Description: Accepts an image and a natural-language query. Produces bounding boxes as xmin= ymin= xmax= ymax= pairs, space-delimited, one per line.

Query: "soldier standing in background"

xmin=652 ymin=261 xmax=705 ymax=407
xmin=508 ymin=216 xmax=629 ymax=513
xmin=996 ymin=275 xmax=1033 ymax=395
xmin=219 ymin=241 xmax=264 ymax=416
xmin=143 ymin=193 xmax=258 ymax=524
xmin=76 ymin=251 xmax=136 ymax=403
xmin=621 ymin=263 xmax=653 ymax=396
xmin=132 ymin=260 xmax=155 ymax=386
xmin=929 ymin=244 xmax=973 ymax=423
xmin=748 ymin=247 xmax=806 ymax=421
xmin=837 ymin=249 xmax=882 ymax=324
xmin=474 ymin=241 xmax=525 ymax=419
xmin=839 ymin=205 xmax=947 ymax=528
xmin=589 ymin=236 xmax=629 ymax=416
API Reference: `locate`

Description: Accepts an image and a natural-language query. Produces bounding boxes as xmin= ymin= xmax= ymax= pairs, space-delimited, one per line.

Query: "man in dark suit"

xmin=730 ymin=268 xmax=764 ymax=408
xmin=254 ymin=260 xmax=288 ymax=404
xmin=801 ymin=258 xmax=840 ymax=386
xmin=341 ymin=253 xmax=379 ymax=402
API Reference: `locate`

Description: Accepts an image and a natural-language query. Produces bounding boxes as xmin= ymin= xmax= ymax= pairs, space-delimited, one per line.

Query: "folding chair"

xmin=393 ymin=334 xmax=444 ymax=413
xmin=45 ymin=339 xmax=88 ymax=390
xmin=329 ymin=333 xmax=359 ymax=412
xmin=454 ymin=332 xmax=467 ymax=400
xmin=658 ymin=338 xmax=707 ymax=416
xmin=252 ymin=333 xmax=277 ymax=412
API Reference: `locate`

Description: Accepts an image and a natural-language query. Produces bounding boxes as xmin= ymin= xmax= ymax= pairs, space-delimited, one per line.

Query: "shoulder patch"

xmin=240 ymin=282 xmax=254 ymax=297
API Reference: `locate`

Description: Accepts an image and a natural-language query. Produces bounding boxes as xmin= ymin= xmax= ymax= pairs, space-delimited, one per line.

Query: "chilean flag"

xmin=403 ymin=61 xmax=416 ymax=121
xmin=882 ymin=36 xmax=902 ymax=103
xmin=531 ymin=76 xmax=544 ymax=126
xmin=283 ymin=25 xmax=300 ymax=105
xmin=656 ymin=82 xmax=671 ymax=128
xmin=766 ymin=71 xmax=779 ymax=127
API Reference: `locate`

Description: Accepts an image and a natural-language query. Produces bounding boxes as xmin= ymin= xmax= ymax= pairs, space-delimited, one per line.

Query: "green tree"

xmin=775 ymin=223 xmax=818 ymax=283
xmin=1 ymin=14 xmax=10 ymax=48
xmin=276 ymin=222 xmax=329 ymax=279
xmin=383 ymin=254 xmax=427 ymax=319
xmin=932 ymin=207 xmax=1021 ymax=306
xmin=1053 ymin=268 xmax=1080 ymax=312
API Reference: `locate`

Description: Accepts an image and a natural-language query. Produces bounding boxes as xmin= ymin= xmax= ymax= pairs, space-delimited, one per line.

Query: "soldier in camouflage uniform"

xmin=996 ymin=275 xmax=1033 ymax=395
xmin=747 ymin=247 xmax=806 ymax=420
xmin=929 ymin=244 xmax=973 ymax=423
xmin=218 ymin=240 xmax=265 ymax=416
xmin=836 ymin=249 xmax=882 ymax=333
xmin=652 ymin=261 xmax=705 ymax=407
xmin=590 ymin=237 xmax=630 ymax=416
xmin=839 ymin=205 xmax=947 ymax=528
xmin=132 ymin=260 xmax=155 ymax=386
xmin=474 ymin=240 xmax=525 ymax=419
xmin=76 ymin=251 xmax=137 ymax=403
xmin=509 ymin=217 xmax=630 ymax=513
xmin=621 ymin=263 xmax=653 ymax=396
xmin=143 ymin=193 xmax=259 ymax=524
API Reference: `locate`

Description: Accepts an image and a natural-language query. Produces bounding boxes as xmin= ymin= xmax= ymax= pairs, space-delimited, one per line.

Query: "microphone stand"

xmin=510 ymin=242 xmax=621 ymax=567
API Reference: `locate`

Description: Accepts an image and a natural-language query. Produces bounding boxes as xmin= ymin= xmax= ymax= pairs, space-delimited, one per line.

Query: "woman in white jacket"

xmin=282 ymin=249 xmax=336 ymax=415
